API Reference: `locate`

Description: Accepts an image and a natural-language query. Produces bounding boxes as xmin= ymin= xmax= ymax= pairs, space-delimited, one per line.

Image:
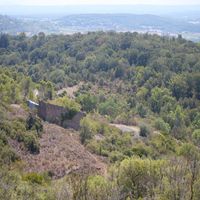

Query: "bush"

xmin=99 ymin=98 xmax=123 ymax=118
xmin=109 ymin=151 xmax=125 ymax=163
xmin=87 ymin=175 xmax=111 ymax=200
xmin=192 ymin=129 xmax=200 ymax=146
xmin=26 ymin=114 xmax=43 ymax=136
xmin=50 ymin=96 xmax=81 ymax=113
xmin=24 ymin=133 xmax=40 ymax=154
xmin=0 ymin=130 xmax=8 ymax=145
xmin=0 ymin=118 xmax=40 ymax=155
xmin=131 ymin=144 xmax=150 ymax=157
xmin=150 ymin=134 xmax=177 ymax=155
xmin=137 ymin=104 xmax=147 ymax=118
xmin=23 ymin=173 xmax=45 ymax=185
xmin=0 ymin=146 xmax=19 ymax=165
xmin=139 ymin=125 xmax=150 ymax=137
xmin=0 ymin=120 xmax=16 ymax=138
xmin=154 ymin=118 xmax=170 ymax=134
xmin=77 ymin=93 xmax=97 ymax=112
xmin=80 ymin=117 xmax=98 ymax=144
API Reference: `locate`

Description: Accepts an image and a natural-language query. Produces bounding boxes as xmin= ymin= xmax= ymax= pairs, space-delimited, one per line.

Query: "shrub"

xmin=192 ymin=129 xmax=200 ymax=146
xmin=80 ymin=117 xmax=97 ymax=144
xmin=87 ymin=175 xmax=111 ymax=199
xmin=0 ymin=120 xmax=15 ymax=138
xmin=50 ymin=96 xmax=81 ymax=113
xmin=109 ymin=151 xmax=125 ymax=163
xmin=0 ymin=130 xmax=8 ymax=145
xmin=1 ymin=146 xmax=19 ymax=165
xmin=23 ymin=173 xmax=45 ymax=185
xmin=154 ymin=118 xmax=171 ymax=134
xmin=77 ymin=93 xmax=98 ymax=112
xmin=131 ymin=144 xmax=150 ymax=157
xmin=98 ymin=98 xmax=123 ymax=118
xmin=193 ymin=113 xmax=200 ymax=129
xmin=139 ymin=125 xmax=150 ymax=137
xmin=137 ymin=104 xmax=148 ymax=118
xmin=24 ymin=133 xmax=40 ymax=154
xmin=26 ymin=114 xmax=43 ymax=136
xmin=150 ymin=134 xmax=177 ymax=155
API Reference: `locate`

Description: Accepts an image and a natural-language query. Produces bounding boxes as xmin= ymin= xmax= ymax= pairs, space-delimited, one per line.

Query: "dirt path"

xmin=110 ymin=123 xmax=140 ymax=138
xmin=10 ymin=122 xmax=107 ymax=179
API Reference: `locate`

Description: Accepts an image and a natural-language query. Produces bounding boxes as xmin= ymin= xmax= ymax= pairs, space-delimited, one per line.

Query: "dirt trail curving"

xmin=110 ymin=123 xmax=140 ymax=138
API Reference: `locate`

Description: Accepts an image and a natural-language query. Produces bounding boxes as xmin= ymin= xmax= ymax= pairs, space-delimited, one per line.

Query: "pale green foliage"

xmin=193 ymin=113 xmax=200 ymax=129
xmin=136 ymin=86 xmax=148 ymax=102
xmin=172 ymin=105 xmax=186 ymax=139
xmin=80 ymin=116 xmax=100 ymax=144
xmin=0 ymin=69 xmax=21 ymax=104
xmin=150 ymin=87 xmax=173 ymax=113
xmin=87 ymin=176 xmax=111 ymax=200
xmin=150 ymin=134 xmax=177 ymax=155
xmin=39 ymin=80 xmax=54 ymax=100
xmin=0 ymin=169 xmax=55 ymax=200
xmin=118 ymin=157 xmax=165 ymax=199
xmin=77 ymin=93 xmax=97 ymax=112
xmin=137 ymin=103 xmax=147 ymax=118
xmin=170 ymin=74 xmax=188 ymax=100
xmin=192 ymin=129 xmax=200 ymax=146
xmin=179 ymin=142 xmax=199 ymax=161
xmin=154 ymin=118 xmax=171 ymax=134
xmin=50 ymin=96 xmax=81 ymax=112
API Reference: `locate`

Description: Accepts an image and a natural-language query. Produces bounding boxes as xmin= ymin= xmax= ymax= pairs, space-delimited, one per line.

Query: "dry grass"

xmin=10 ymin=122 xmax=107 ymax=179
xmin=57 ymin=82 xmax=84 ymax=98
xmin=8 ymin=104 xmax=28 ymax=120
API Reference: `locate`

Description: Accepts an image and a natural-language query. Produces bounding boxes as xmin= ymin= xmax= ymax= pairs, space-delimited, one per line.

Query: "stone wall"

xmin=38 ymin=101 xmax=85 ymax=130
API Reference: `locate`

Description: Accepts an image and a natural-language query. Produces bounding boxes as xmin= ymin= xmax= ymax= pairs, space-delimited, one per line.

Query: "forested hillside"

xmin=0 ymin=31 xmax=200 ymax=199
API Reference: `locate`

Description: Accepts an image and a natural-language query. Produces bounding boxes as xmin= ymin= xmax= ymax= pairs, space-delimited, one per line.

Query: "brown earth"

xmin=8 ymin=105 xmax=107 ymax=179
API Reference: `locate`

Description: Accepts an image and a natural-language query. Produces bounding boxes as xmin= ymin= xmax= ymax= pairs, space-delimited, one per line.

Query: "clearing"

xmin=8 ymin=105 xmax=106 ymax=179
xmin=110 ymin=123 xmax=140 ymax=138
xmin=56 ymin=82 xmax=83 ymax=98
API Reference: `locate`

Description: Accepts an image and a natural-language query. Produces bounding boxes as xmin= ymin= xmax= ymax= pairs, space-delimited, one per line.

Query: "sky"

xmin=1 ymin=0 xmax=200 ymax=6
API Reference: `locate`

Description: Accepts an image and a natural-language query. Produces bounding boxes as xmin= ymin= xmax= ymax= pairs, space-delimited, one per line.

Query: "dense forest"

xmin=0 ymin=31 xmax=200 ymax=199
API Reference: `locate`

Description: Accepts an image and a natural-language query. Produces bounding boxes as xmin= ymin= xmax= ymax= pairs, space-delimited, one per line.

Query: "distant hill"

xmin=0 ymin=15 xmax=26 ymax=33
xmin=0 ymin=15 xmax=56 ymax=35
xmin=57 ymin=14 xmax=200 ymax=33
xmin=0 ymin=14 xmax=200 ymax=40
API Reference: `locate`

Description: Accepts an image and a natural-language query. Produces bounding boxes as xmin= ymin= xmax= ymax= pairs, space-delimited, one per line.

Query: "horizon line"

xmin=1 ymin=4 xmax=200 ymax=6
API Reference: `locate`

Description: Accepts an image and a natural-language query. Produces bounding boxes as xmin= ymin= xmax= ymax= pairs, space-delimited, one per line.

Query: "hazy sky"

xmin=1 ymin=0 xmax=200 ymax=6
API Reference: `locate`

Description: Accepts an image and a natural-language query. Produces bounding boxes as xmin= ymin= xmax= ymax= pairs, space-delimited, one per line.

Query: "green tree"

xmin=154 ymin=118 xmax=171 ymax=134
xmin=80 ymin=117 xmax=98 ymax=144
xmin=171 ymin=105 xmax=186 ymax=139
xmin=192 ymin=129 xmax=200 ymax=147
xmin=170 ymin=75 xmax=188 ymax=100
xmin=150 ymin=87 xmax=172 ymax=113
xmin=77 ymin=94 xmax=97 ymax=112
xmin=118 ymin=158 xmax=164 ymax=199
